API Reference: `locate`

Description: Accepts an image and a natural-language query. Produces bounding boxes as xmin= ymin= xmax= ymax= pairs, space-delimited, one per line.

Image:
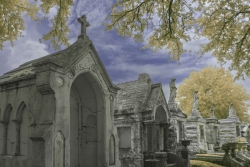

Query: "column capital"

xmin=0 ymin=120 xmax=8 ymax=124
xmin=12 ymin=119 xmax=22 ymax=124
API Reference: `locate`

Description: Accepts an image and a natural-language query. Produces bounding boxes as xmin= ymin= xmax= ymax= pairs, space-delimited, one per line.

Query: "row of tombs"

xmin=0 ymin=15 xmax=250 ymax=167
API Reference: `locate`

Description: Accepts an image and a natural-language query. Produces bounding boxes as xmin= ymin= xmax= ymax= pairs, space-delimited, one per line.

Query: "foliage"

xmin=104 ymin=0 xmax=250 ymax=79
xmin=0 ymin=0 xmax=73 ymax=50
xmin=190 ymin=160 xmax=225 ymax=167
xmin=0 ymin=0 xmax=38 ymax=49
xmin=176 ymin=66 xmax=250 ymax=120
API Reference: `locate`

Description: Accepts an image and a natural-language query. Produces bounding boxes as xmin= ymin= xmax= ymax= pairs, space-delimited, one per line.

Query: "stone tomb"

xmin=204 ymin=107 xmax=220 ymax=152
xmin=219 ymin=103 xmax=241 ymax=146
xmin=0 ymin=15 xmax=120 ymax=167
xmin=185 ymin=91 xmax=208 ymax=153
xmin=168 ymin=78 xmax=187 ymax=151
xmin=114 ymin=74 xmax=170 ymax=167
xmin=241 ymin=124 xmax=250 ymax=143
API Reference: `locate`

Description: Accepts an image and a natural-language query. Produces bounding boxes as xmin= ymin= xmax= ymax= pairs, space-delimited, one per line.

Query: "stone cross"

xmin=77 ymin=15 xmax=90 ymax=35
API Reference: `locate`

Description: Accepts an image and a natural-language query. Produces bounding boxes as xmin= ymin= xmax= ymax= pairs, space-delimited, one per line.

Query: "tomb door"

xmin=70 ymin=72 xmax=104 ymax=167
xmin=213 ymin=126 xmax=218 ymax=144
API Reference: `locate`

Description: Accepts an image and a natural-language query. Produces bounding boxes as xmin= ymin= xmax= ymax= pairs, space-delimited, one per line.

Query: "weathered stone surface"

xmin=0 ymin=15 xmax=120 ymax=167
xmin=55 ymin=131 xmax=65 ymax=167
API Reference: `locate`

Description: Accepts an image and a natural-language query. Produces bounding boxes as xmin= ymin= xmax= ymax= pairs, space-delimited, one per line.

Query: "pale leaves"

xmin=176 ymin=66 xmax=250 ymax=121
xmin=104 ymin=0 xmax=250 ymax=79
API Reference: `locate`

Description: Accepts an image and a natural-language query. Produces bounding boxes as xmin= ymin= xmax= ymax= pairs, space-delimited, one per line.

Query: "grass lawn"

xmin=190 ymin=160 xmax=225 ymax=167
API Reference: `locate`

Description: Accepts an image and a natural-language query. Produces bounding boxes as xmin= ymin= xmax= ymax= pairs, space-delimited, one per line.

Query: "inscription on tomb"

xmin=68 ymin=53 xmax=94 ymax=79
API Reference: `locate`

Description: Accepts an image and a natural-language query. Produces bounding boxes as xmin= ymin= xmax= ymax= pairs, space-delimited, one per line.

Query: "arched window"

xmin=0 ymin=104 xmax=14 ymax=155
xmin=7 ymin=107 xmax=15 ymax=155
xmin=16 ymin=102 xmax=29 ymax=156
xmin=109 ymin=135 xmax=115 ymax=165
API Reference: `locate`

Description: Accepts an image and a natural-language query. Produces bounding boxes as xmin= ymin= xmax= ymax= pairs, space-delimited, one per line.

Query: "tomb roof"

xmin=0 ymin=16 xmax=120 ymax=91
xmin=115 ymin=74 xmax=168 ymax=113
xmin=219 ymin=117 xmax=240 ymax=123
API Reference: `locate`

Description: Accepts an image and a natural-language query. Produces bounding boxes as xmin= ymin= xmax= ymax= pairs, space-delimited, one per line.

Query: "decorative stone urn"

xmin=237 ymin=142 xmax=248 ymax=155
xmin=228 ymin=142 xmax=238 ymax=158
xmin=180 ymin=139 xmax=192 ymax=159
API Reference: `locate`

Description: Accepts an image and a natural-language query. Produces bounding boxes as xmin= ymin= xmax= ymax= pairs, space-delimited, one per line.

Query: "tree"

xmin=0 ymin=0 xmax=73 ymax=50
xmin=176 ymin=66 xmax=250 ymax=120
xmin=104 ymin=0 xmax=250 ymax=79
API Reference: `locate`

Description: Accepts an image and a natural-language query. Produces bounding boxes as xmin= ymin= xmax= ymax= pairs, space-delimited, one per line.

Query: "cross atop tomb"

xmin=77 ymin=15 xmax=90 ymax=35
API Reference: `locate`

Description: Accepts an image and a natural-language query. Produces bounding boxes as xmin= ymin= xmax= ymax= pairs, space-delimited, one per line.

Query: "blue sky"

xmin=0 ymin=0 xmax=249 ymax=113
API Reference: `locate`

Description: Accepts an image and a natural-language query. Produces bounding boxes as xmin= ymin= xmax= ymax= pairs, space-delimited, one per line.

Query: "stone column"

xmin=147 ymin=124 xmax=154 ymax=153
xmin=0 ymin=120 xmax=9 ymax=155
xmin=230 ymin=142 xmax=237 ymax=158
xmin=12 ymin=119 xmax=21 ymax=155
xmin=144 ymin=121 xmax=155 ymax=153
xmin=153 ymin=123 xmax=160 ymax=152
xmin=161 ymin=123 xmax=169 ymax=152
xmin=134 ymin=120 xmax=142 ymax=154
xmin=0 ymin=120 xmax=8 ymax=155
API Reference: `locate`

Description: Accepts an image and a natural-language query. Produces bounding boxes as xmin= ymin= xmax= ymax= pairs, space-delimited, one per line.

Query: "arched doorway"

xmin=154 ymin=105 xmax=168 ymax=151
xmin=70 ymin=72 xmax=104 ymax=167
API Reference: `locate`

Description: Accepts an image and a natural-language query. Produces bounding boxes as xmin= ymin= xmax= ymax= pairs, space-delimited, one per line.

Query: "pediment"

xmin=145 ymin=84 xmax=170 ymax=120
xmin=67 ymin=51 xmax=110 ymax=92
xmin=1 ymin=38 xmax=119 ymax=92
xmin=64 ymin=40 xmax=119 ymax=92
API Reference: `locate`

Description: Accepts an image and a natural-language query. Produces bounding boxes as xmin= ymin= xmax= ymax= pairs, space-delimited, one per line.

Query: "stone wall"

xmin=185 ymin=122 xmax=199 ymax=152
xmin=185 ymin=120 xmax=208 ymax=153
xmin=219 ymin=122 xmax=239 ymax=146
xmin=0 ymin=77 xmax=55 ymax=167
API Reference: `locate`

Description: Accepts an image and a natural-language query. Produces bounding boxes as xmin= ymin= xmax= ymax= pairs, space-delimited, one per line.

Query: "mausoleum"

xmin=219 ymin=103 xmax=241 ymax=146
xmin=168 ymin=79 xmax=187 ymax=145
xmin=0 ymin=15 xmax=120 ymax=167
xmin=185 ymin=91 xmax=208 ymax=153
xmin=205 ymin=106 xmax=220 ymax=152
xmin=114 ymin=74 xmax=170 ymax=167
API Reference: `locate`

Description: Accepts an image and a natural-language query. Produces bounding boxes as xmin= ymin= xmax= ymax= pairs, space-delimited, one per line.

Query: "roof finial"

xmin=77 ymin=15 xmax=90 ymax=36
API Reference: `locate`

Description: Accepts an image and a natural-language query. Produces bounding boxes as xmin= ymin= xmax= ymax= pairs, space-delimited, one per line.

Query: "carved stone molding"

xmin=156 ymin=94 xmax=165 ymax=106
xmin=34 ymin=60 xmax=64 ymax=95
xmin=34 ymin=60 xmax=63 ymax=73
xmin=36 ymin=71 xmax=54 ymax=95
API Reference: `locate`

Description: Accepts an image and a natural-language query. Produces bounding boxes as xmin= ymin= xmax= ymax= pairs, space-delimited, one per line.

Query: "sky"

xmin=0 ymin=0 xmax=250 ymax=113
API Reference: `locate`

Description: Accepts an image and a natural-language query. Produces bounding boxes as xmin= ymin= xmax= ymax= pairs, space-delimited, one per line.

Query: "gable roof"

xmin=0 ymin=37 xmax=119 ymax=91
xmin=115 ymin=74 xmax=169 ymax=115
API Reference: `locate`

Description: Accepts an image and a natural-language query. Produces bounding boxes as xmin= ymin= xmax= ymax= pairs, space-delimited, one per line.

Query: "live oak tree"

xmin=0 ymin=0 xmax=73 ymax=50
xmin=176 ymin=66 xmax=250 ymax=121
xmin=2 ymin=0 xmax=250 ymax=80
xmin=104 ymin=0 xmax=250 ymax=79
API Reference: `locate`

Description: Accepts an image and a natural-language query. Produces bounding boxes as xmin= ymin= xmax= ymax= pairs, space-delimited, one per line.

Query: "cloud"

xmin=0 ymin=0 xmax=249 ymax=114
xmin=7 ymin=40 xmax=49 ymax=69
xmin=0 ymin=14 xmax=50 ymax=75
